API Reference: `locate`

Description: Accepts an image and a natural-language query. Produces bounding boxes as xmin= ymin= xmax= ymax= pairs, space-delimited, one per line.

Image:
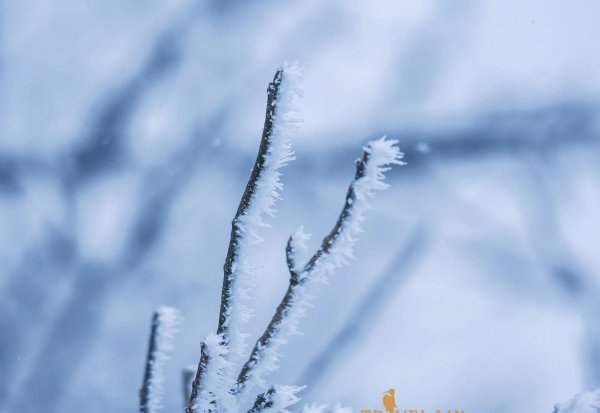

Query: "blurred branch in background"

xmin=0 ymin=0 xmax=598 ymax=410
xmin=0 ymin=6 xmax=209 ymax=411
xmin=519 ymin=152 xmax=600 ymax=388
xmin=298 ymin=225 xmax=430 ymax=399
xmin=0 ymin=96 xmax=597 ymax=413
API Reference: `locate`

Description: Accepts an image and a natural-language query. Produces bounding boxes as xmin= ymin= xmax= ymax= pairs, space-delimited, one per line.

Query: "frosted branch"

xmin=286 ymin=226 xmax=311 ymax=280
xmin=217 ymin=62 xmax=302 ymax=352
xmin=187 ymin=333 xmax=236 ymax=413
xmin=139 ymin=306 xmax=181 ymax=413
xmin=187 ymin=63 xmax=301 ymax=413
xmin=235 ymin=137 xmax=403 ymax=394
xmin=186 ymin=342 xmax=208 ymax=413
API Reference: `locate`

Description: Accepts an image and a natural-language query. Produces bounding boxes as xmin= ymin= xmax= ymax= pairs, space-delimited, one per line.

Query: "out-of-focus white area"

xmin=0 ymin=1 xmax=599 ymax=413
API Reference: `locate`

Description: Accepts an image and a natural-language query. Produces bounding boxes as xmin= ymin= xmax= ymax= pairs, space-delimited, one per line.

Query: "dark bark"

xmin=140 ymin=312 xmax=160 ymax=413
xmin=186 ymin=342 xmax=209 ymax=413
xmin=247 ymin=387 xmax=277 ymax=413
xmin=285 ymin=235 xmax=299 ymax=282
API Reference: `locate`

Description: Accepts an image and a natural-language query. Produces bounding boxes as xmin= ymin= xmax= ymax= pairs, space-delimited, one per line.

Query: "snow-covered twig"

xmin=139 ymin=306 xmax=181 ymax=413
xmin=247 ymin=385 xmax=303 ymax=413
xmin=186 ymin=63 xmax=302 ymax=413
xmin=554 ymin=389 xmax=600 ymax=412
xmin=286 ymin=226 xmax=310 ymax=280
xmin=186 ymin=342 xmax=208 ymax=413
xmin=217 ymin=62 xmax=302 ymax=354
xmin=187 ymin=334 xmax=236 ymax=413
xmin=235 ymin=137 xmax=404 ymax=393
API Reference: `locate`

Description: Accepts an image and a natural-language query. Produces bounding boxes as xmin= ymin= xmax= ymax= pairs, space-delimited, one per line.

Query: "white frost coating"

xmin=256 ymin=385 xmax=304 ymax=413
xmin=554 ymin=390 xmax=600 ymax=413
xmin=238 ymin=62 xmax=302 ymax=241
xmin=246 ymin=137 xmax=403 ymax=389
xmin=312 ymin=136 xmax=405 ymax=275
xmin=288 ymin=226 xmax=312 ymax=272
xmin=192 ymin=333 xmax=236 ymax=413
xmin=147 ymin=306 xmax=181 ymax=413
xmin=302 ymin=402 xmax=351 ymax=413
xmin=224 ymin=62 xmax=304 ymax=380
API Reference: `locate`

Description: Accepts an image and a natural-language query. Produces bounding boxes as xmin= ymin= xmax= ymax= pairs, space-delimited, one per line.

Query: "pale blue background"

xmin=1 ymin=1 xmax=600 ymax=412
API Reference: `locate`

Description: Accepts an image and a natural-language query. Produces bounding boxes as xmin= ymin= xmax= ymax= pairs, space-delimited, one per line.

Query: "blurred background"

xmin=1 ymin=0 xmax=600 ymax=412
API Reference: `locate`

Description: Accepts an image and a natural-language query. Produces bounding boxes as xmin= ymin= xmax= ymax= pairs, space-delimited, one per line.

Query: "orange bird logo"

xmin=383 ymin=388 xmax=397 ymax=413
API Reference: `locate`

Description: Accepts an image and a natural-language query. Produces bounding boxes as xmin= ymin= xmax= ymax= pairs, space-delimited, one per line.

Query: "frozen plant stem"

xmin=140 ymin=312 xmax=159 ymax=413
xmin=218 ymin=67 xmax=281 ymax=339
xmin=139 ymin=306 xmax=180 ymax=413
xmin=189 ymin=63 xmax=301 ymax=413
xmin=218 ymin=63 xmax=299 ymax=351
xmin=235 ymin=137 xmax=403 ymax=394
xmin=178 ymin=64 xmax=401 ymax=412
xmin=186 ymin=342 xmax=209 ymax=413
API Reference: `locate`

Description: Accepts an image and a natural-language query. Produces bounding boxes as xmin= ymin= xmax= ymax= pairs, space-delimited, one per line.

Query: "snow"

xmin=554 ymin=390 xmax=600 ymax=413
xmin=190 ymin=333 xmax=236 ymax=413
